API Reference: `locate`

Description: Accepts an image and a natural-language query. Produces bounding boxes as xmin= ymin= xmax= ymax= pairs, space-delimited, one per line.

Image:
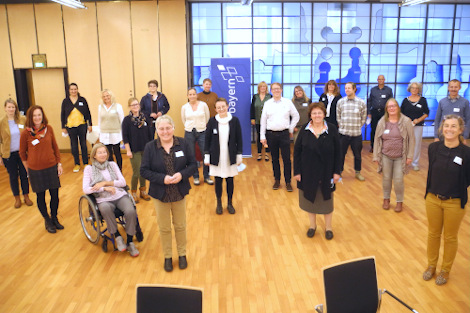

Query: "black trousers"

xmin=3 ymin=151 xmax=29 ymax=196
xmin=340 ymin=134 xmax=363 ymax=172
xmin=106 ymin=144 xmax=122 ymax=170
xmin=370 ymin=109 xmax=384 ymax=148
xmin=266 ymin=130 xmax=291 ymax=183
xmin=67 ymin=123 xmax=89 ymax=165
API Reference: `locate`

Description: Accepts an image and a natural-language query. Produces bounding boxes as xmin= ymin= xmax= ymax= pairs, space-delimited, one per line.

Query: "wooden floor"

xmin=0 ymin=139 xmax=469 ymax=313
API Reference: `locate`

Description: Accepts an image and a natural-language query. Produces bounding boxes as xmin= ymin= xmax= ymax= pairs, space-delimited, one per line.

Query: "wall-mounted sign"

xmin=32 ymin=54 xmax=47 ymax=69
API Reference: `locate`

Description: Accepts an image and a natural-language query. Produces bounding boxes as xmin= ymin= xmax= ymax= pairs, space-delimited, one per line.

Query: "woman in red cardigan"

xmin=20 ymin=105 xmax=63 ymax=233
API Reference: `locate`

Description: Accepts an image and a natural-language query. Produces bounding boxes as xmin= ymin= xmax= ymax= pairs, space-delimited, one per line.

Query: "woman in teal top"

xmin=250 ymin=81 xmax=272 ymax=161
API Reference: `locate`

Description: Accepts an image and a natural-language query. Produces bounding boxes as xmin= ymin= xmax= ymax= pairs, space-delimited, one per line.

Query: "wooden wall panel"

xmin=62 ymin=3 xmax=101 ymax=128
xmin=34 ymin=3 xmax=66 ymax=68
xmin=131 ymin=1 xmax=160 ymax=101
xmin=0 ymin=5 xmax=16 ymax=112
xmin=97 ymin=2 xmax=134 ymax=107
xmin=158 ymin=0 xmax=188 ymax=136
xmin=30 ymin=69 xmax=68 ymax=149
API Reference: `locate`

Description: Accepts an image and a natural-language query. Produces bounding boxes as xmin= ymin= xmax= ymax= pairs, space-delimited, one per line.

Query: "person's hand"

xmin=156 ymin=112 xmax=163 ymax=118
xmin=289 ymin=132 xmax=294 ymax=139
xmin=88 ymin=126 xmax=92 ymax=132
xmin=150 ymin=112 xmax=158 ymax=119
xmin=406 ymin=158 xmax=412 ymax=165
xmin=91 ymin=181 xmax=108 ymax=191
xmin=413 ymin=119 xmax=419 ymax=125
xmin=434 ymin=138 xmax=440 ymax=142
xmin=236 ymin=154 xmax=243 ymax=166
xmin=294 ymin=174 xmax=301 ymax=182
xmin=57 ymin=163 xmax=63 ymax=176
xmin=294 ymin=127 xmax=298 ymax=133
xmin=367 ymin=114 xmax=371 ymax=118
xmin=251 ymin=119 xmax=255 ymax=126
xmin=170 ymin=172 xmax=182 ymax=184
xmin=0 ymin=158 xmax=3 ymax=166
xmin=62 ymin=128 xmax=67 ymax=135
xmin=333 ymin=173 xmax=341 ymax=183
xmin=164 ymin=175 xmax=173 ymax=185
xmin=260 ymin=139 xmax=267 ymax=147
xmin=103 ymin=186 xmax=116 ymax=194
xmin=127 ymin=151 xmax=133 ymax=158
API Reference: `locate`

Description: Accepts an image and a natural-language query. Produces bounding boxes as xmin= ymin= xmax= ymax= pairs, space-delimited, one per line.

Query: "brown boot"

xmin=24 ymin=194 xmax=33 ymax=206
xmin=382 ymin=199 xmax=390 ymax=210
xmin=139 ymin=187 xmax=151 ymax=201
xmin=131 ymin=190 xmax=139 ymax=204
xmin=395 ymin=202 xmax=403 ymax=212
xmin=14 ymin=195 xmax=22 ymax=208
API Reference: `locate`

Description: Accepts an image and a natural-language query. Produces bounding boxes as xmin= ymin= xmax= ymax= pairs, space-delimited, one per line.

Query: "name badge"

xmin=110 ymin=110 xmax=116 ymax=113
xmin=18 ymin=124 xmax=24 ymax=129
xmin=79 ymin=102 xmax=84 ymax=106
xmin=454 ymin=156 xmax=462 ymax=165
xmin=322 ymin=97 xmax=326 ymax=102
xmin=175 ymin=151 xmax=184 ymax=158
xmin=384 ymin=129 xmax=390 ymax=134
xmin=453 ymin=108 xmax=460 ymax=113
xmin=213 ymin=128 xmax=218 ymax=134
xmin=32 ymin=139 xmax=40 ymax=146
xmin=143 ymin=121 xmax=147 ymax=126
xmin=302 ymin=103 xmax=308 ymax=107
xmin=381 ymin=94 xmax=386 ymax=98
xmin=416 ymin=104 xmax=422 ymax=108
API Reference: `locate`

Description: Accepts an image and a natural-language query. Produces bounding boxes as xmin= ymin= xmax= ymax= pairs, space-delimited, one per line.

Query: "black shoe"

xmin=164 ymin=258 xmax=173 ymax=272
xmin=227 ymin=201 xmax=236 ymax=214
xmin=307 ymin=228 xmax=316 ymax=238
xmin=52 ymin=217 xmax=64 ymax=230
xmin=179 ymin=256 xmax=188 ymax=269
xmin=216 ymin=198 xmax=223 ymax=215
xmin=45 ymin=218 xmax=56 ymax=233
xmin=325 ymin=230 xmax=334 ymax=240
xmin=286 ymin=183 xmax=293 ymax=192
xmin=272 ymin=180 xmax=280 ymax=190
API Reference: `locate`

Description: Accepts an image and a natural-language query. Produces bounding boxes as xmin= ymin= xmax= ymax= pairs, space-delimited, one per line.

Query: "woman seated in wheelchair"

xmin=82 ymin=143 xmax=139 ymax=257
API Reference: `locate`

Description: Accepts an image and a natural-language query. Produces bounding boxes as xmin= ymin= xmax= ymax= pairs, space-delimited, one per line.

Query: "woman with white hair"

xmin=98 ymin=89 xmax=124 ymax=170
xmin=400 ymin=82 xmax=429 ymax=171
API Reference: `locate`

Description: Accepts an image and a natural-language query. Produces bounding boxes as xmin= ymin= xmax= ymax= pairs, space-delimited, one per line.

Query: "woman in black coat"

xmin=318 ymin=80 xmax=341 ymax=128
xmin=294 ymin=102 xmax=342 ymax=240
xmin=204 ymin=98 xmax=243 ymax=215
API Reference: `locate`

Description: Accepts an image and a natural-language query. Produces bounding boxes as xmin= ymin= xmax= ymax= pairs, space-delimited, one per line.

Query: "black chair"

xmin=315 ymin=256 xmax=419 ymax=313
xmin=78 ymin=186 xmax=143 ymax=252
xmin=136 ymin=284 xmax=203 ymax=313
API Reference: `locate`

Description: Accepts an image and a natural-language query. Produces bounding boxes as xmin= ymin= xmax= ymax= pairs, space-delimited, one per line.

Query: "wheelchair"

xmin=78 ymin=186 xmax=144 ymax=252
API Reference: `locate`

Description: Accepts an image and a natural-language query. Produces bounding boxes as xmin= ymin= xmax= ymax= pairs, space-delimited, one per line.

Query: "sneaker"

xmin=422 ymin=266 xmax=436 ymax=281
xmin=413 ymin=166 xmax=420 ymax=171
xmin=73 ymin=165 xmax=80 ymax=172
xmin=204 ymin=178 xmax=214 ymax=185
xmin=286 ymin=183 xmax=293 ymax=192
xmin=355 ymin=172 xmax=365 ymax=181
xmin=127 ymin=242 xmax=139 ymax=257
xmin=272 ymin=180 xmax=280 ymax=190
xmin=115 ymin=236 xmax=127 ymax=252
xmin=193 ymin=178 xmax=200 ymax=185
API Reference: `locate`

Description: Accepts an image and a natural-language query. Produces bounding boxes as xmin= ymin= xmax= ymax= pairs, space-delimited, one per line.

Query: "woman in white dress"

xmin=98 ymin=89 xmax=124 ymax=170
xmin=204 ymin=98 xmax=243 ymax=214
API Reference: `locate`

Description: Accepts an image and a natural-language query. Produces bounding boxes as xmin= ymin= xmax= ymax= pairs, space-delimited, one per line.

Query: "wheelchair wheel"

xmin=79 ymin=195 xmax=101 ymax=244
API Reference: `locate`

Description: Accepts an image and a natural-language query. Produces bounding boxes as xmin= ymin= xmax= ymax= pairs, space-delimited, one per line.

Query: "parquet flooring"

xmin=0 ymin=139 xmax=468 ymax=313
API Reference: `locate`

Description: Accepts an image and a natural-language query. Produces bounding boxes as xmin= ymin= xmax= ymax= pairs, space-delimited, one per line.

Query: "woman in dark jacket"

xmin=250 ymin=81 xmax=271 ymax=161
xmin=140 ymin=79 xmax=170 ymax=135
xmin=60 ymin=83 xmax=92 ymax=172
xmin=294 ymin=102 xmax=342 ymax=240
xmin=122 ymin=97 xmax=154 ymax=203
xmin=204 ymin=98 xmax=243 ymax=215
xmin=422 ymin=115 xmax=470 ymax=286
xmin=140 ymin=115 xmax=196 ymax=273
xmin=318 ymin=80 xmax=341 ymax=128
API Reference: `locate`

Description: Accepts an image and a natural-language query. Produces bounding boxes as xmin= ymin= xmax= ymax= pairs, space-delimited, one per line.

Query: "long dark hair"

xmin=68 ymin=83 xmax=81 ymax=97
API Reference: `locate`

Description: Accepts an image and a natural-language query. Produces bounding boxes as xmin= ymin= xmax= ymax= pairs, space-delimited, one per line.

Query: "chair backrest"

xmin=322 ymin=256 xmax=379 ymax=313
xmin=136 ymin=284 xmax=203 ymax=313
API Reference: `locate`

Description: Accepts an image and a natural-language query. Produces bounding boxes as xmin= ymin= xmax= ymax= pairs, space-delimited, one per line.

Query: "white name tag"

xmin=18 ymin=124 xmax=24 ymax=129
xmin=213 ymin=128 xmax=218 ymax=134
xmin=110 ymin=110 xmax=116 ymax=113
xmin=32 ymin=139 xmax=40 ymax=146
xmin=79 ymin=102 xmax=84 ymax=106
xmin=175 ymin=151 xmax=184 ymax=158
xmin=384 ymin=129 xmax=390 ymax=134
xmin=453 ymin=108 xmax=460 ymax=113
xmin=416 ymin=104 xmax=422 ymax=108
xmin=454 ymin=156 xmax=462 ymax=165
xmin=143 ymin=122 xmax=147 ymax=126
xmin=322 ymin=97 xmax=326 ymax=102
xmin=381 ymin=94 xmax=386 ymax=98
xmin=302 ymin=103 xmax=308 ymax=107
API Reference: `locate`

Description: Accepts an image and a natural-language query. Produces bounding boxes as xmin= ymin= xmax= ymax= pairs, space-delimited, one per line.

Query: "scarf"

xmin=27 ymin=124 xmax=47 ymax=139
xmin=129 ymin=111 xmax=146 ymax=128
xmin=90 ymin=160 xmax=118 ymax=198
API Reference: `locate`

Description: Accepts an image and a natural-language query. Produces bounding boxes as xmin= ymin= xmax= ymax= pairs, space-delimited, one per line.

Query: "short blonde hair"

xmin=407 ymin=82 xmax=422 ymax=94
xmin=128 ymin=97 xmax=139 ymax=107
xmin=90 ymin=143 xmax=108 ymax=161
xmin=101 ymin=89 xmax=116 ymax=104
xmin=257 ymin=81 xmax=268 ymax=94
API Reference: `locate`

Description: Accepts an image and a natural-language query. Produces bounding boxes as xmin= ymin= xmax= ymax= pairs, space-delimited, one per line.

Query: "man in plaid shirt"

xmin=336 ymin=82 xmax=367 ymax=181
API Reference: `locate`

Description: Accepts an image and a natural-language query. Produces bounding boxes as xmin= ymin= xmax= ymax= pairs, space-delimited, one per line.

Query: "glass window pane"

xmin=283 ymin=44 xmax=311 ymax=65
xmin=371 ymin=4 xmax=398 ymax=43
xmin=191 ymin=3 xmax=221 ymax=44
xmin=223 ymin=29 xmax=252 ymax=43
xmin=283 ymin=3 xmax=312 ymax=43
xmin=312 ymin=44 xmax=340 ymax=98
xmin=283 ymin=66 xmax=312 ymax=84
xmin=223 ymin=44 xmax=252 ymax=59
xmin=455 ymin=5 xmax=470 ymax=44
xmin=342 ymin=4 xmax=370 ymax=43
xmin=193 ymin=45 xmax=222 ymax=66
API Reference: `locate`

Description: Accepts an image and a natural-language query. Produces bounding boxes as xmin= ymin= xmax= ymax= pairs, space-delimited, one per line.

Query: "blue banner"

xmin=210 ymin=58 xmax=252 ymax=156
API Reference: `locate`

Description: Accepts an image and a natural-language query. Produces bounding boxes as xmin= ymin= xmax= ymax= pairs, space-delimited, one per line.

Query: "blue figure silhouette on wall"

xmin=336 ymin=47 xmax=364 ymax=97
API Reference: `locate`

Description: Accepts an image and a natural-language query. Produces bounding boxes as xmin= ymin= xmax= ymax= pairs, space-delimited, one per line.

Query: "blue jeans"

xmin=184 ymin=130 xmax=209 ymax=179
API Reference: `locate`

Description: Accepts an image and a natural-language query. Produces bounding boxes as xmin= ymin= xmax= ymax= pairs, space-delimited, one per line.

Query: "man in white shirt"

xmin=260 ymin=83 xmax=300 ymax=191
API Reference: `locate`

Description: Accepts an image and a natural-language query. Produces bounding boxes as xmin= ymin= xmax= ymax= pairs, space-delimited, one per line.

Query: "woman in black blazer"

xmin=318 ymin=80 xmax=341 ymax=128
xmin=140 ymin=115 xmax=197 ymax=272
xmin=204 ymin=98 xmax=243 ymax=215
xmin=294 ymin=102 xmax=342 ymax=240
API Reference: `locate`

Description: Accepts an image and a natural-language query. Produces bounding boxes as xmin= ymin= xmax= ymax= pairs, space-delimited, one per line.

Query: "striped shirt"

xmin=336 ymin=96 xmax=367 ymax=137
